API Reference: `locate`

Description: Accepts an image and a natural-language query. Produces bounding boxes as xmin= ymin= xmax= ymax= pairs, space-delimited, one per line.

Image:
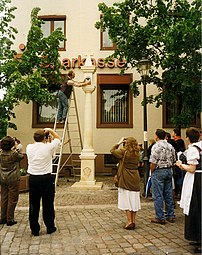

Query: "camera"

xmin=44 ymin=132 xmax=49 ymax=140
xmin=179 ymin=153 xmax=187 ymax=164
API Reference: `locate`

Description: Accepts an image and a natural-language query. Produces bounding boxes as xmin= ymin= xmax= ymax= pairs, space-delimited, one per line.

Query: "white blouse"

xmin=180 ymin=141 xmax=201 ymax=215
xmin=186 ymin=142 xmax=201 ymax=165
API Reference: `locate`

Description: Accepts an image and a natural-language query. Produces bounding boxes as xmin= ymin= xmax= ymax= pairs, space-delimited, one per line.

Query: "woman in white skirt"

xmin=110 ymin=137 xmax=141 ymax=230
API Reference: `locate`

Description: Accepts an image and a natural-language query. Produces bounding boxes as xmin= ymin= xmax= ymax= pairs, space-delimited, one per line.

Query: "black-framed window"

xmin=97 ymin=74 xmax=133 ymax=128
xmin=39 ymin=15 xmax=66 ymax=51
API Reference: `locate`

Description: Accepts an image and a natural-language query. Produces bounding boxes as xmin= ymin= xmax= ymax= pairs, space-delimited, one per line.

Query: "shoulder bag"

xmin=113 ymin=151 xmax=126 ymax=187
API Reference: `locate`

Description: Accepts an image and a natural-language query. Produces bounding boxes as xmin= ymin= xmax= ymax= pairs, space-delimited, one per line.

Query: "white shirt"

xmin=180 ymin=141 xmax=201 ymax=215
xmin=26 ymin=139 xmax=60 ymax=175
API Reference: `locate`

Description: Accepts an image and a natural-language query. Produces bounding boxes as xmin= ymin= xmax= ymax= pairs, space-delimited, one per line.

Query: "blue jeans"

xmin=57 ymin=90 xmax=68 ymax=121
xmin=151 ymin=168 xmax=175 ymax=220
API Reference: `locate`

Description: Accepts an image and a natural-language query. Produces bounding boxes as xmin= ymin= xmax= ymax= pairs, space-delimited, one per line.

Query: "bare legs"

xmin=125 ymin=210 xmax=136 ymax=229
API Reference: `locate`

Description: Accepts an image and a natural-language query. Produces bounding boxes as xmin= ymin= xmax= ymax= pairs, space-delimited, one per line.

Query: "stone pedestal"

xmin=71 ymin=54 xmax=103 ymax=190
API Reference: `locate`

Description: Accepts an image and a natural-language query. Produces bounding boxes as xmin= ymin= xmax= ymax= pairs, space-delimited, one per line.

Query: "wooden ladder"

xmin=52 ymin=88 xmax=83 ymax=186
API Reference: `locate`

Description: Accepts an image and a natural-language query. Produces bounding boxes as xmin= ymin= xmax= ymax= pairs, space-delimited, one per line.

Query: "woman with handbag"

xmin=110 ymin=137 xmax=141 ymax=230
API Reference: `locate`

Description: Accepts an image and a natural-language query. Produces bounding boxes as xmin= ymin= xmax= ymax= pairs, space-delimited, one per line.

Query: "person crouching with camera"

xmin=26 ymin=128 xmax=61 ymax=236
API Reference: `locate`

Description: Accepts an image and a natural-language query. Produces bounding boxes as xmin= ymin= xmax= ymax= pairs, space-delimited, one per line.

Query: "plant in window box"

xmin=19 ymin=168 xmax=29 ymax=192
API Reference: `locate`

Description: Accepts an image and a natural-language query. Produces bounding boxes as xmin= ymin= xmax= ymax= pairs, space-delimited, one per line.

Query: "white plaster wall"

xmin=8 ymin=0 xmax=181 ymax=154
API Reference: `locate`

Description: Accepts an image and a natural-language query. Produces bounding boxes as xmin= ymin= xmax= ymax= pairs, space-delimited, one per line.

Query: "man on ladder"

xmin=57 ymin=70 xmax=91 ymax=123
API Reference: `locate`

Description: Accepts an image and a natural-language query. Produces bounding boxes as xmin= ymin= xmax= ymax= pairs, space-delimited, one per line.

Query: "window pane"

xmin=54 ymin=20 xmax=65 ymax=48
xmin=166 ymin=101 xmax=176 ymax=124
xmin=38 ymin=93 xmax=58 ymax=123
xmin=54 ymin=20 xmax=64 ymax=31
xmin=102 ymin=29 xmax=114 ymax=48
xmin=41 ymin=21 xmax=51 ymax=37
xmin=101 ymin=87 xmax=128 ymax=123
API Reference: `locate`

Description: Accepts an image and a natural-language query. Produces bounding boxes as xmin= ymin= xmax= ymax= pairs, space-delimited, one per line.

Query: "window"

xmin=97 ymin=74 xmax=133 ymax=128
xmin=104 ymin=154 xmax=119 ymax=167
xmin=39 ymin=15 xmax=66 ymax=51
xmin=163 ymin=101 xmax=201 ymax=128
xmin=32 ymin=92 xmax=58 ymax=128
xmin=100 ymin=28 xmax=116 ymax=50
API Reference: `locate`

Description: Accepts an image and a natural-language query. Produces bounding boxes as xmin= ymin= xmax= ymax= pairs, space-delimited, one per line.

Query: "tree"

xmin=95 ymin=0 xmax=201 ymax=128
xmin=0 ymin=0 xmax=64 ymax=137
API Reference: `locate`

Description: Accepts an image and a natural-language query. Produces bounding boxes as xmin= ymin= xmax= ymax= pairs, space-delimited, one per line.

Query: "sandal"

xmin=124 ymin=223 xmax=135 ymax=230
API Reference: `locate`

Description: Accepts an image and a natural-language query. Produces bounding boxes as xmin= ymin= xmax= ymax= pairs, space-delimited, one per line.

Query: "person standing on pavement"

xmin=138 ymin=144 xmax=144 ymax=177
xmin=110 ymin=137 xmax=141 ymax=230
xmin=0 ymin=136 xmax=24 ymax=226
xmin=57 ymin=70 xmax=91 ymax=123
xmin=26 ymin=128 xmax=61 ymax=236
xmin=176 ymin=127 xmax=201 ymax=254
xmin=172 ymin=128 xmax=186 ymax=198
xmin=150 ymin=129 xmax=176 ymax=224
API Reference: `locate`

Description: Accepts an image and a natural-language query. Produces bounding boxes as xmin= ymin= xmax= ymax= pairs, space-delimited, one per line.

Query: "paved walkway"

xmin=0 ymin=177 xmax=198 ymax=255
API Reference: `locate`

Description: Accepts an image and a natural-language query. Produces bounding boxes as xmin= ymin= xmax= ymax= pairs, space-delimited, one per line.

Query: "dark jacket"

xmin=0 ymin=149 xmax=24 ymax=184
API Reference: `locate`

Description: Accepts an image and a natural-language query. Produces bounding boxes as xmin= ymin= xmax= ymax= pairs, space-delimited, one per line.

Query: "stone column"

xmin=71 ymin=55 xmax=103 ymax=190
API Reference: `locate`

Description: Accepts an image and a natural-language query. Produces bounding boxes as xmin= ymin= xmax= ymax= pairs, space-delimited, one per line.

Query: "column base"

xmin=71 ymin=181 xmax=103 ymax=190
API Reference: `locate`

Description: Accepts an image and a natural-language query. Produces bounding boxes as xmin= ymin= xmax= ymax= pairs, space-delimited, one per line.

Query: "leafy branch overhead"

xmin=95 ymin=0 xmax=201 ymax=127
xmin=0 ymin=1 xmax=65 ymax=133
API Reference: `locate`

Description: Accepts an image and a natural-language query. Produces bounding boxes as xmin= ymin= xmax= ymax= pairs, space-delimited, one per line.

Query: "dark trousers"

xmin=29 ymin=174 xmax=55 ymax=233
xmin=1 ymin=180 xmax=20 ymax=221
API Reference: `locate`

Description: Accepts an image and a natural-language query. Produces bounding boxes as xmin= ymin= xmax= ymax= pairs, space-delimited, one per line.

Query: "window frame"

xmin=100 ymin=15 xmax=116 ymax=51
xmin=38 ymin=15 xmax=66 ymax=51
xmin=32 ymin=102 xmax=56 ymax=128
xmin=32 ymin=74 xmax=68 ymax=128
xmin=162 ymin=101 xmax=201 ymax=128
xmin=100 ymin=29 xmax=116 ymax=51
xmin=97 ymin=74 xmax=133 ymax=128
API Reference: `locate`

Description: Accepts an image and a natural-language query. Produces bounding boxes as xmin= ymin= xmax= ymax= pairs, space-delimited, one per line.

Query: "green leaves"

xmin=95 ymin=0 xmax=201 ymax=128
xmin=0 ymin=4 xmax=65 ymax=133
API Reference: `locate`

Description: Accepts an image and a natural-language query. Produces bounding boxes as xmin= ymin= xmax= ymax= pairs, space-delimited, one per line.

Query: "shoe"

xmin=151 ymin=218 xmax=166 ymax=225
xmin=60 ymin=119 xmax=65 ymax=124
xmin=7 ymin=220 xmax=17 ymax=226
xmin=32 ymin=231 xmax=39 ymax=236
xmin=47 ymin=226 xmax=57 ymax=234
xmin=166 ymin=217 xmax=175 ymax=223
xmin=0 ymin=219 xmax=7 ymax=224
xmin=124 ymin=223 xmax=135 ymax=230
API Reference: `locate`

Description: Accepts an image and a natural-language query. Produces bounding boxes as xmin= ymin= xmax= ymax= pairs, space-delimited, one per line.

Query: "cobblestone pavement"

xmin=0 ymin=177 xmax=198 ymax=255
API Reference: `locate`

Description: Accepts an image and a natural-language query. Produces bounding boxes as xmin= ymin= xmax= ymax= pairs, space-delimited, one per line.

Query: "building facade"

xmin=7 ymin=0 xmax=201 ymax=174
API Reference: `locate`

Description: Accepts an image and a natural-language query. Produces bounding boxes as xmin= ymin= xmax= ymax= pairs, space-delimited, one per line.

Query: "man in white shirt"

xmin=26 ymin=128 xmax=61 ymax=236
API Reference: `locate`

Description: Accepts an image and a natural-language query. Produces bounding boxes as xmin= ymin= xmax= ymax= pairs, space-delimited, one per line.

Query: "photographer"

xmin=26 ymin=128 xmax=61 ymax=236
xmin=0 ymin=136 xmax=24 ymax=226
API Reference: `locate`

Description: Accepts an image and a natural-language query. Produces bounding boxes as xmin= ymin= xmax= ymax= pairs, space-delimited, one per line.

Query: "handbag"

xmin=113 ymin=151 xmax=126 ymax=187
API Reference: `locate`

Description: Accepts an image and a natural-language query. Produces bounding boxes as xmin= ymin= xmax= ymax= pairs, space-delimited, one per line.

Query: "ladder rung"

xmin=53 ymin=87 xmax=83 ymax=186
